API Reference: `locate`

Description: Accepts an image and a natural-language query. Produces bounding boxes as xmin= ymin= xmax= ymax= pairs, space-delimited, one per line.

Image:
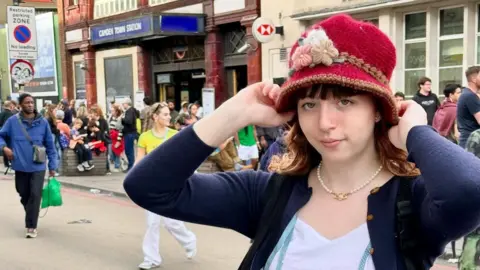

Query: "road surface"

xmin=0 ymin=180 xmax=250 ymax=270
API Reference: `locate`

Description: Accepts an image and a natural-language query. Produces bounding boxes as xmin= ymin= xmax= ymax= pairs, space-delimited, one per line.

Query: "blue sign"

xmin=90 ymin=16 xmax=153 ymax=44
xmin=159 ymin=15 xmax=204 ymax=33
xmin=14 ymin=25 xmax=31 ymax=43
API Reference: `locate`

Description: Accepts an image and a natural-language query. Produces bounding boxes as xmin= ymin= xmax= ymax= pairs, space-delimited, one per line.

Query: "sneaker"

xmin=138 ymin=261 xmax=160 ymax=270
xmin=77 ymin=164 xmax=85 ymax=172
xmin=186 ymin=247 xmax=197 ymax=259
xmin=82 ymin=161 xmax=95 ymax=171
xmin=26 ymin=229 xmax=37 ymax=238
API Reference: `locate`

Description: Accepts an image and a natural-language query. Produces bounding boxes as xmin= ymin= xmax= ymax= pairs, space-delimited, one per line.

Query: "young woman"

xmin=89 ymin=105 xmax=111 ymax=173
xmin=136 ymin=102 xmax=197 ymax=270
xmin=124 ymin=15 xmax=480 ymax=269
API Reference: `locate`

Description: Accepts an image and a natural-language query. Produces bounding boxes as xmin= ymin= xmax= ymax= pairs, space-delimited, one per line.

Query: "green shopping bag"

xmin=41 ymin=177 xmax=63 ymax=209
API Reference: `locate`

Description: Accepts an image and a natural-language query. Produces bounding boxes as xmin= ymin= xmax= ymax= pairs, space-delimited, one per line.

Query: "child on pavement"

xmin=70 ymin=119 xmax=94 ymax=172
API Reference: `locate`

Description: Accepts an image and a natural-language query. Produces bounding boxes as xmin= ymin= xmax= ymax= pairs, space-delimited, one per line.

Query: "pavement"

xmin=0 ymin=179 xmax=251 ymax=270
xmin=0 ymin=167 xmax=462 ymax=269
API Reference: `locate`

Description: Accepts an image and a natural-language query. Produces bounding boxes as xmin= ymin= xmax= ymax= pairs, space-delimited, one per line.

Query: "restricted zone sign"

xmin=10 ymin=59 xmax=34 ymax=84
xmin=7 ymin=6 xmax=37 ymax=60
xmin=252 ymin=17 xmax=276 ymax=43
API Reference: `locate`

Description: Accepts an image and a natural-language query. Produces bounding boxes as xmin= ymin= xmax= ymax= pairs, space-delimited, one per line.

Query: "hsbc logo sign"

xmin=257 ymin=24 xmax=274 ymax=36
xmin=252 ymin=17 xmax=276 ymax=43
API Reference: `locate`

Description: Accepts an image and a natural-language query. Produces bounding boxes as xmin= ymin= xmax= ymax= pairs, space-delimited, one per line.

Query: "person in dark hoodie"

xmin=432 ymin=84 xmax=462 ymax=143
xmin=412 ymin=76 xmax=440 ymax=125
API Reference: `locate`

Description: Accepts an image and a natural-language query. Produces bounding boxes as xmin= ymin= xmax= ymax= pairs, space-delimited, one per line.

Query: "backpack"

xmin=239 ymin=174 xmax=424 ymax=270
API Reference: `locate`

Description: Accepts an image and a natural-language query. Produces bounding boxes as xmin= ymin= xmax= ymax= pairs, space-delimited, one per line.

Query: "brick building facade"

xmin=57 ymin=0 xmax=262 ymax=111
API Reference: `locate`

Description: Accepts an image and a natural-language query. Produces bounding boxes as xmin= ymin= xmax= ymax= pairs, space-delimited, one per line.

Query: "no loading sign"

xmin=10 ymin=59 xmax=34 ymax=84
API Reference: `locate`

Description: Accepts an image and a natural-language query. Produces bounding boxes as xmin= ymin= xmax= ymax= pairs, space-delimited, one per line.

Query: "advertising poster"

xmin=9 ymin=13 xmax=58 ymax=96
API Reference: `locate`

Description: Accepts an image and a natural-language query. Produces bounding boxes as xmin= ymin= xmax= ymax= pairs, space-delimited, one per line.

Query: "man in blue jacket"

xmin=0 ymin=93 xmax=57 ymax=238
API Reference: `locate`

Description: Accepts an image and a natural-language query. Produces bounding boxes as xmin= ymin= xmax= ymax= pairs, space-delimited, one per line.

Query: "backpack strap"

xmin=239 ymin=173 xmax=295 ymax=270
xmin=396 ymin=178 xmax=424 ymax=270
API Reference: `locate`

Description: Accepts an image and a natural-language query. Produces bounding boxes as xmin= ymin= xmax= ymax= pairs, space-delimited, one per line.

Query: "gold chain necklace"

xmin=316 ymin=162 xmax=383 ymax=201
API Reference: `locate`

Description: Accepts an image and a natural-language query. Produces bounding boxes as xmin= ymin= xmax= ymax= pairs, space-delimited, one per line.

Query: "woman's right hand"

xmin=193 ymin=82 xmax=294 ymax=147
xmin=222 ymin=82 xmax=295 ymax=128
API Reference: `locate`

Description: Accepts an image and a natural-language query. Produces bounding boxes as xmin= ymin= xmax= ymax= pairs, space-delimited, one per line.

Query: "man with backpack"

xmin=0 ymin=93 xmax=57 ymax=238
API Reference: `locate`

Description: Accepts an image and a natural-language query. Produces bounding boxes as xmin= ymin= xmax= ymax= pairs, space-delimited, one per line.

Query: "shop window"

xmin=404 ymin=12 xmax=427 ymax=96
xmin=104 ymin=56 xmax=133 ymax=101
xmin=74 ymin=62 xmax=86 ymax=100
xmin=439 ymin=7 xmax=464 ymax=92
xmin=364 ymin=18 xmax=379 ymax=27
xmin=224 ymin=27 xmax=247 ymax=55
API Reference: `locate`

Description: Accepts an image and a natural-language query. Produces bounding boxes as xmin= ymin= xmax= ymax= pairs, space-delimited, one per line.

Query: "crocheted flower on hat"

xmin=291 ymin=44 xmax=313 ymax=71
xmin=289 ymin=28 xmax=342 ymax=77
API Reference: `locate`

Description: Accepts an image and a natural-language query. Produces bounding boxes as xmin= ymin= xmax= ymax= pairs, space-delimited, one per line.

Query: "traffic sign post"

xmin=252 ymin=17 xmax=276 ymax=44
xmin=7 ymin=6 xmax=38 ymax=60
xmin=10 ymin=59 xmax=34 ymax=84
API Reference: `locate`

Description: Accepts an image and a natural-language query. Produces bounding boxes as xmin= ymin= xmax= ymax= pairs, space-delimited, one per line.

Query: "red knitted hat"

xmin=275 ymin=14 xmax=398 ymax=125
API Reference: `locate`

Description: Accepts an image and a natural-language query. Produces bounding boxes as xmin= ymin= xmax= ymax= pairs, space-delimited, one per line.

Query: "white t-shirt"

xmin=267 ymin=217 xmax=375 ymax=270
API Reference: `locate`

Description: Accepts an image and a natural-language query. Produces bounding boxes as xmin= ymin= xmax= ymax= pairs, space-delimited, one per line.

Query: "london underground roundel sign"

xmin=252 ymin=17 xmax=276 ymax=43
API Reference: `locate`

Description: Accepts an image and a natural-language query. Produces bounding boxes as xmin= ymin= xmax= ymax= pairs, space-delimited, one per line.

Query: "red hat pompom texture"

xmin=275 ymin=14 xmax=399 ymax=125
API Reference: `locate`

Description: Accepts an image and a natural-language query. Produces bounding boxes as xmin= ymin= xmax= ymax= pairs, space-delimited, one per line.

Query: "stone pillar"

xmin=241 ymin=20 xmax=262 ymax=85
xmin=82 ymin=47 xmax=97 ymax=107
xmin=204 ymin=27 xmax=227 ymax=108
xmin=137 ymin=46 xmax=152 ymax=98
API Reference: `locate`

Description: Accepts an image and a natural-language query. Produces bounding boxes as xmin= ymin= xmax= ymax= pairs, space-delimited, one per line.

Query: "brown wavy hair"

xmin=269 ymin=84 xmax=419 ymax=177
xmin=89 ymin=104 xmax=105 ymax=120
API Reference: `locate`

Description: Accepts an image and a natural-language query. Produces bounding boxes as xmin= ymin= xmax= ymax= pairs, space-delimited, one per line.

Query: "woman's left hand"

xmin=388 ymin=100 xmax=427 ymax=151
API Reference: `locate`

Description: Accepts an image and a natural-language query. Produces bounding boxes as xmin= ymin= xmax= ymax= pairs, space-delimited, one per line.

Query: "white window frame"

xmin=94 ymin=0 xmax=138 ymax=19
xmin=403 ymin=11 xmax=427 ymax=97
xmin=437 ymin=5 xmax=465 ymax=92
xmin=476 ymin=3 xmax=480 ymax=64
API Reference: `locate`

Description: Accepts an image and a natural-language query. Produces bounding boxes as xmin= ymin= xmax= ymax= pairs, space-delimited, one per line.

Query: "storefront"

xmin=262 ymin=0 xmax=478 ymax=98
xmin=87 ymin=13 xmax=205 ymax=111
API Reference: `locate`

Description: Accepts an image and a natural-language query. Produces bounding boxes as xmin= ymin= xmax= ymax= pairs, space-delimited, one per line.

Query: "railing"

xmin=94 ymin=0 xmax=138 ymax=19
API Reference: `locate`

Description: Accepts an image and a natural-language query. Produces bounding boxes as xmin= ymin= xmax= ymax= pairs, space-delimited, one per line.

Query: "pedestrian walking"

xmin=121 ymin=98 xmax=137 ymax=172
xmin=124 ymin=14 xmax=480 ymax=270
xmin=457 ymin=66 xmax=480 ymax=148
xmin=0 ymin=93 xmax=57 ymax=238
xmin=136 ymin=102 xmax=197 ymax=270
xmin=412 ymin=76 xmax=440 ymax=125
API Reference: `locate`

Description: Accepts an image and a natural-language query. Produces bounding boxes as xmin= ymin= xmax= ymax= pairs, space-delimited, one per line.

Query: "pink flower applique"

xmin=291 ymin=44 xmax=313 ymax=71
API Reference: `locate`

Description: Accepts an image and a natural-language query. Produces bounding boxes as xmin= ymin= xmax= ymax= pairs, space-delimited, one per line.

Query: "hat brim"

xmin=275 ymin=63 xmax=399 ymax=125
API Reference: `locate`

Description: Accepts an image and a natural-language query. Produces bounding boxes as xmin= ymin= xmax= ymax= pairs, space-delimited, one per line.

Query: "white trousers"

xmin=142 ymin=211 xmax=197 ymax=265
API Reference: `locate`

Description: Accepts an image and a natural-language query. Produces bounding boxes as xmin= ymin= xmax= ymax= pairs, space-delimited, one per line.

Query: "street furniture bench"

xmin=61 ymin=149 xmax=108 ymax=176
xmin=198 ymin=159 xmax=222 ymax=173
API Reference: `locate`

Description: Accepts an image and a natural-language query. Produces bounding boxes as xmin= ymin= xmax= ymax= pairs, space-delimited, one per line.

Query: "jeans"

xmin=124 ymin=133 xmax=136 ymax=171
xmin=108 ymin=144 xmax=120 ymax=169
xmin=15 ymin=171 xmax=46 ymax=228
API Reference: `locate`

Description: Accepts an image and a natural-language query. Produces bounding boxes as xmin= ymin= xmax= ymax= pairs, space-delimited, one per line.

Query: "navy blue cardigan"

xmin=124 ymin=125 xmax=480 ymax=269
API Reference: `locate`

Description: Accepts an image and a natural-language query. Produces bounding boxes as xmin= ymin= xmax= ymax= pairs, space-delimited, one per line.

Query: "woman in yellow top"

xmin=136 ymin=102 xmax=197 ymax=270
